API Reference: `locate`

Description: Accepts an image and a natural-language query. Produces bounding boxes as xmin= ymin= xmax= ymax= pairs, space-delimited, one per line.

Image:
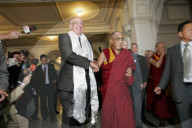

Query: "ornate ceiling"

xmin=0 ymin=0 xmax=118 ymax=47
xmin=1 ymin=0 xmax=189 ymax=48
xmin=0 ymin=0 xmax=116 ymax=34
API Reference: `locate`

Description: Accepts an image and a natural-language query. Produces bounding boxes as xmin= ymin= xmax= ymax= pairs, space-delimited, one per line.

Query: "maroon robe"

xmin=102 ymin=48 xmax=135 ymax=128
xmin=146 ymin=53 xmax=170 ymax=119
xmin=100 ymin=48 xmax=113 ymax=103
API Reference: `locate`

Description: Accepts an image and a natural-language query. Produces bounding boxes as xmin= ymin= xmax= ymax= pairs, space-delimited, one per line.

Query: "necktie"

xmin=183 ymin=44 xmax=192 ymax=80
xmin=44 ymin=65 xmax=46 ymax=82
xmin=78 ymin=37 xmax=82 ymax=48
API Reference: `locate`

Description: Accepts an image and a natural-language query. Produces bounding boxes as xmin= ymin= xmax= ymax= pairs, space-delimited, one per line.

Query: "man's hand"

xmin=143 ymin=82 xmax=147 ymax=88
xmin=154 ymin=86 xmax=161 ymax=94
xmin=7 ymin=31 xmax=22 ymax=39
xmin=90 ymin=61 xmax=99 ymax=72
xmin=161 ymin=50 xmax=166 ymax=57
xmin=22 ymin=75 xmax=32 ymax=85
xmin=0 ymin=88 xmax=8 ymax=102
xmin=0 ymin=31 xmax=22 ymax=40
xmin=23 ymin=68 xmax=30 ymax=75
xmin=125 ymin=67 xmax=132 ymax=76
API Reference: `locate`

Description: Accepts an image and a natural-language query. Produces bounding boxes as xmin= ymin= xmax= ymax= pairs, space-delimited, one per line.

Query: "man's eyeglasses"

xmin=111 ymin=37 xmax=124 ymax=41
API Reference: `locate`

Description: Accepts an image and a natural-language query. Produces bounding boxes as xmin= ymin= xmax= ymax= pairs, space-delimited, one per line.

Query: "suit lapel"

xmin=138 ymin=55 xmax=142 ymax=65
xmin=40 ymin=64 xmax=43 ymax=72
xmin=175 ymin=43 xmax=183 ymax=66
xmin=175 ymin=44 xmax=184 ymax=79
xmin=48 ymin=64 xmax=50 ymax=79
xmin=39 ymin=64 xmax=44 ymax=78
xmin=175 ymin=43 xmax=185 ymax=82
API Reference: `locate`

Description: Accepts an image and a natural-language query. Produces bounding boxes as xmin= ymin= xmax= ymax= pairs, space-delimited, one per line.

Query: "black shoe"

xmin=167 ymin=118 xmax=177 ymax=125
xmin=50 ymin=117 xmax=57 ymax=121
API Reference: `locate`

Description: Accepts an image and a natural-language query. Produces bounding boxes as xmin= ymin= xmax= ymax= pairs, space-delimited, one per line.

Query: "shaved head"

xmin=110 ymin=31 xmax=122 ymax=38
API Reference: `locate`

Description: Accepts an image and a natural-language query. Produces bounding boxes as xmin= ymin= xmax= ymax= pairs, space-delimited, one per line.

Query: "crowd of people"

xmin=0 ymin=39 xmax=59 ymax=127
xmin=0 ymin=17 xmax=192 ymax=128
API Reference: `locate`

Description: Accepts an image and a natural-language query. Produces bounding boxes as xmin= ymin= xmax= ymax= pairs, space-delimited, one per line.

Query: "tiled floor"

xmin=29 ymin=108 xmax=182 ymax=128
xmin=29 ymin=97 xmax=183 ymax=128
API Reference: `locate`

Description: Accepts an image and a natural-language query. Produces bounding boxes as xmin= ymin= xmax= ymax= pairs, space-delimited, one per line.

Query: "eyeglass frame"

xmin=111 ymin=37 xmax=124 ymax=41
xmin=71 ymin=21 xmax=84 ymax=25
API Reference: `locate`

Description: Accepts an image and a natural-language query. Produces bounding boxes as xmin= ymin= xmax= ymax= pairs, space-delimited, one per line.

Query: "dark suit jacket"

xmin=0 ymin=42 xmax=8 ymax=91
xmin=138 ymin=55 xmax=149 ymax=83
xmin=132 ymin=53 xmax=149 ymax=91
xmin=0 ymin=42 xmax=9 ymax=116
xmin=159 ymin=43 xmax=185 ymax=102
xmin=57 ymin=33 xmax=91 ymax=91
xmin=34 ymin=63 xmax=57 ymax=89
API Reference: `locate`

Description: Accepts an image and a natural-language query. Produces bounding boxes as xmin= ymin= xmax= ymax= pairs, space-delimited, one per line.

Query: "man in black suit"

xmin=35 ymin=54 xmax=57 ymax=121
xmin=154 ymin=20 xmax=192 ymax=128
xmin=130 ymin=43 xmax=149 ymax=128
xmin=57 ymin=17 xmax=99 ymax=127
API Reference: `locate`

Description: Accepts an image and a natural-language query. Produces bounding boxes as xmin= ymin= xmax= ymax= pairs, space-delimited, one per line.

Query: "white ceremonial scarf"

xmin=68 ymin=30 xmax=99 ymax=124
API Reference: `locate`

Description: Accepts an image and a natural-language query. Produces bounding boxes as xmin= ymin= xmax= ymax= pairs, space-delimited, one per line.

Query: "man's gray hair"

xmin=70 ymin=18 xmax=75 ymax=24
xmin=70 ymin=17 xmax=82 ymax=24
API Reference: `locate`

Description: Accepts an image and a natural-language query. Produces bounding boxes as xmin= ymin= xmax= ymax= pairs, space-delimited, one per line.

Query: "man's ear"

xmin=110 ymin=39 xmax=113 ymax=44
xmin=155 ymin=47 xmax=157 ymax=52
xmin=69 ymin=24 xmax=72 ymax=30
xmin=178 ymin=31 xmax=183 ymax=38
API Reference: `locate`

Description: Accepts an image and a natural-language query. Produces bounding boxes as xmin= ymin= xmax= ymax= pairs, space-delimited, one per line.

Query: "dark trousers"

xmin=59 ymin=90 xmax=90 ymax=126
xmin=175 ymin=85 xmax=192 ymax=128
xmin=40 ymin=83 xmax=56 ymax=119
xmin=32 ymin=94 xmax=39 ymax=118
xmin=54 ymin=89 xmax=58 ymax=111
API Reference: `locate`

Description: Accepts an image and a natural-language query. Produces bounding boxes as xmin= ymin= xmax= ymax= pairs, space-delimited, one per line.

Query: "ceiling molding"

xmin=0 ymin=0 xmax=122 ymax=47
xmin=0 ymin=0 xmax=106 ymax=4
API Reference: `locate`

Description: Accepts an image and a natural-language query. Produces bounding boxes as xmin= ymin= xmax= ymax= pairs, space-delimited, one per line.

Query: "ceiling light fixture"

xmin=56 ymin=57 xmax=61 ymax=64
xmin=49 ymin=36 xmax=55 ymax=40
xmin=75 ymin=8 xmax=84 ymax=16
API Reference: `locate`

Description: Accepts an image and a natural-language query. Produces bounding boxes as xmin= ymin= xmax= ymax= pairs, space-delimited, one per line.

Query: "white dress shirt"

xmin=8 ymin=58 xmax=18 ymax=67
xmin=180 ymin=40 xmax=192 ymax=82
xmin=42 ymin=64 xmax=50 ymax=84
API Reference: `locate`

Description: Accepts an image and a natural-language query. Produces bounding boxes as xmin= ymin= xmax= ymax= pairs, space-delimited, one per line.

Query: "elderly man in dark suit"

xmin=154 ymin=20 xmax=192 ymax=128
xmin=57 ymin=17 xmax=99 ymax=128
xmin=130 ymin=43 xmax=149 ymax=128
xmin=35 ymin=54 xmax=57 ymax=121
